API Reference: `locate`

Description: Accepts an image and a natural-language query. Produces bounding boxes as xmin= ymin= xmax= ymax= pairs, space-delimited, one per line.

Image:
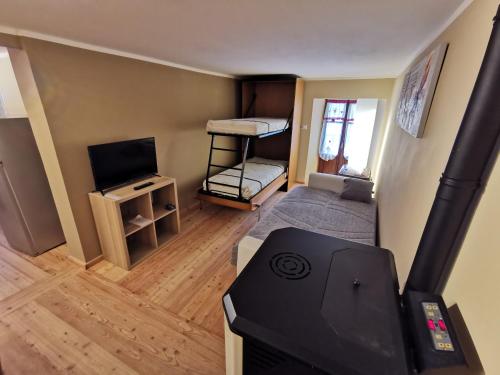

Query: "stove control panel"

xmin=404 ymin=291 xmax=466 ymax=372
xmin=422 ymin=302 xmax=454 ymax=351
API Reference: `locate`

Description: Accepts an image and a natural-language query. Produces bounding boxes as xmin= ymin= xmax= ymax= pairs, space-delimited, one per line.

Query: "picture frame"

xmin=396 ymin=43 xmax=448 ymax=138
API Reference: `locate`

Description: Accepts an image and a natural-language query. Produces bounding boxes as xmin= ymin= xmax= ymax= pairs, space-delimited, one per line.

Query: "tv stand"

xmin=89 ymin=175 xmax=180 ymax=270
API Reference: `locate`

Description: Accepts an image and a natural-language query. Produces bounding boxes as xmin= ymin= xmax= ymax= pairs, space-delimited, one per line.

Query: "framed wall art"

xmin=396 ymin=43 xmax=448 ymax=138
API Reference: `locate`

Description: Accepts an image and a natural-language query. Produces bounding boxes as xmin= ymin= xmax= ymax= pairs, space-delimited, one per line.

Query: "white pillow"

xmin=307 ymin=173 xmax=345 ymax=194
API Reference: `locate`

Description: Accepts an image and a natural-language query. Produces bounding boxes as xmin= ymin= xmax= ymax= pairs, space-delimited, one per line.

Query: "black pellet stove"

xmin=224 ymin=228 xmax=465 ymax=375
xmin=224 ymin=5 xmax=500 ymax=375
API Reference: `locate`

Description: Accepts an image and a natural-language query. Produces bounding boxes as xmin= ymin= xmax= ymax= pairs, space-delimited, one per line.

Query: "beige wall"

xmin=18 ymin=37 xmax=238 ymax=262
xmin=0 ymin=32 xmax=21 ymax=49
xmin=444 ymin=157 xmax=499 ymax=375
xmin=376 ymin=0 xmax=499 ymax=373
xmin=296 ymin=78 xmax=395 ymax=182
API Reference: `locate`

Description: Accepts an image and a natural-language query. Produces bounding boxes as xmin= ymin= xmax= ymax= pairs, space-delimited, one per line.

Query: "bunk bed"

xmin=197 ymin=75 xmax=304 ymax=211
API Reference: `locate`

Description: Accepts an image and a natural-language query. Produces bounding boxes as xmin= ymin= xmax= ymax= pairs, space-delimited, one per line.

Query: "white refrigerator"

xmin=0 ymin=118 xmax=65 ymax=255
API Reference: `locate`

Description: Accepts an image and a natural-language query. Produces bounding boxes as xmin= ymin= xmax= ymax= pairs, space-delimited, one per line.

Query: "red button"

xmin=428 ymin=319 xmax=436 ymax=331
xmin=438 ymin=320 xmax=447 ymax=331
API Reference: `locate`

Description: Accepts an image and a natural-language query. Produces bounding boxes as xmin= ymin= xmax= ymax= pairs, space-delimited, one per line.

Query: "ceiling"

xmin=0 ymin=0 xmax=467 ymax=78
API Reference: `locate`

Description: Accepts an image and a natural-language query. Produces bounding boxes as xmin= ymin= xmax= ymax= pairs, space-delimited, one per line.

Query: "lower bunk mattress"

xmin=202 ymin=157 xmax=288 ymax=200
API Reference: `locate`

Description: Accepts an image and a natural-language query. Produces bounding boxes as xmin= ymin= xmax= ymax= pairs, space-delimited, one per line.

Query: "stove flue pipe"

xmin=405 ymin=5 xmax=500 ymax=295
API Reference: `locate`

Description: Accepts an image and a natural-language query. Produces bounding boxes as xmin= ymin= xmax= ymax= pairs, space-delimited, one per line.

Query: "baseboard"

xmin=68 ymin=254 xmax=104 ymax=269
xmin=85 ymin=254 xmax=104 ymax=269
xmin=67 ymin=254 xmax=86 ymax=267
xmin=181 ymin=198 xmax=203 ymax=216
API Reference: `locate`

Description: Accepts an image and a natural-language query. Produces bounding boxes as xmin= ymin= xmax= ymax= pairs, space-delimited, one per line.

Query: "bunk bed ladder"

xmin=205 ymin=134 xmax=215 ymax=193
xmin=204 ymin=134 xmax=250 ymax=201
xmin=238 ymin=138 xmax=250 ymax=198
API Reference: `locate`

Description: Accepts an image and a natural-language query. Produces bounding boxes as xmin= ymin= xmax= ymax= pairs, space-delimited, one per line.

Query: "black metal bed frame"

xmin=200 ymin=116 xmax=292 ymax=203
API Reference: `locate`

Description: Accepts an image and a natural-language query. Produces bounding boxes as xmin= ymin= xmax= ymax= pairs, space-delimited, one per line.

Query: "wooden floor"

xmin=0 ymin=192 xmax=285 ymax=374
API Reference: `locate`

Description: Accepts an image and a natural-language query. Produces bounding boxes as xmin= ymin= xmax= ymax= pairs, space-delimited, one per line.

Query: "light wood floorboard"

xmin=0 ymin=191 xmax=285 ymax=374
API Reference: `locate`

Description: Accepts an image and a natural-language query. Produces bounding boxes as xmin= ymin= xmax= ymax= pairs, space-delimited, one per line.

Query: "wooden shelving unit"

xmin=89 ymin=175 xmax=180 ymax=270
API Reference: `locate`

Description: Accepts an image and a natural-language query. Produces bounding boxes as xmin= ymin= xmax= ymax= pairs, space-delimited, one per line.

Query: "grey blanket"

xmin=248 ymin=186 xmax=377 ymax=245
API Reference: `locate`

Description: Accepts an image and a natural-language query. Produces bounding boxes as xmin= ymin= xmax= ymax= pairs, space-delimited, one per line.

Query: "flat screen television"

xmin=88 ymin=137 xmax=158 ymax=191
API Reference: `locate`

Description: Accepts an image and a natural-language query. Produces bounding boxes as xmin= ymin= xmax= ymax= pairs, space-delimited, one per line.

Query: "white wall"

xmin=0 ymin=46 xmax=26 ymax=118
xmin=348 ymin=98 xmax=379 ymax=174
xmin=304 ymin=98 xmax=325 ymax=184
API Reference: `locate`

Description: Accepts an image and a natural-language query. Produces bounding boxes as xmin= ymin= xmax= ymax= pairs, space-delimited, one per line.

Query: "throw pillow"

xmin=340 ymin=178 xmax=373 ymax=203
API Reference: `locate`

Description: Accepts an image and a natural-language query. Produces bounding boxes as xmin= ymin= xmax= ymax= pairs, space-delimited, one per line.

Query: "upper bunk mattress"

xmin=203 ymin=157 xmax=287 ymax=200
xmin=206 ymin=118 xmax=289 ymax=136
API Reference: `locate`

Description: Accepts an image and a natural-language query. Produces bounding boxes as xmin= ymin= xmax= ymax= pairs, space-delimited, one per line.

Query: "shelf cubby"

xmin=155 ymin=214 xmax=179 ymax=248
xmin=151 ymin=184 xmax=178 ymax=221
xmin=120 ymin=194 xmax=154 ymax=235
xmin=126 ymin=224 xmax=157 ymax=266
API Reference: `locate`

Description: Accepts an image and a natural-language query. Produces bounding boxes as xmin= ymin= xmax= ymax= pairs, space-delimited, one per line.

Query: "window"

xmin=318 ymin=98 xmax=378 ymax=176
xmin=318 ymin=99 xmax=357 ymax=174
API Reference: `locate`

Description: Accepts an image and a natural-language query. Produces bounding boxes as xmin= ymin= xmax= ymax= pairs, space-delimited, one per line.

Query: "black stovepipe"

xmin=405 ymin=5 xmax=500 ymax=295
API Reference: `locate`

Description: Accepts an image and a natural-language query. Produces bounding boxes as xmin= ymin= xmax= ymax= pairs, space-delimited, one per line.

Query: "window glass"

xmin=319 ymin=100 xmax=354 ymax=161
